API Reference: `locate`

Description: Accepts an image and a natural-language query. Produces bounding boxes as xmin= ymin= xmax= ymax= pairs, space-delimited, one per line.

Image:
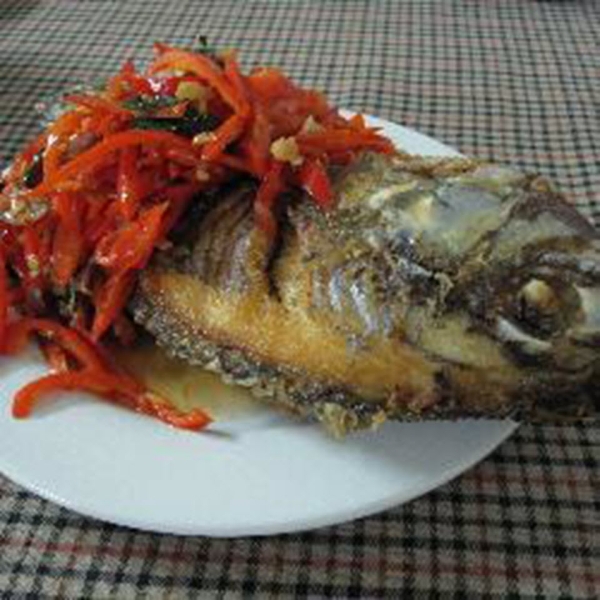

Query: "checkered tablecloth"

xmin=0 ymin=1 xmax=598 ymax=597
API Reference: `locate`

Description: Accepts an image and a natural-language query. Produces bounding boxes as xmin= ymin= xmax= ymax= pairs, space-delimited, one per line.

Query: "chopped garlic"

xmin=270 ymin=137 xmax=303 ymax=166
xmin=25 ymin=255 xmax=40 ymax=277
xmin=192 ymin=132 xmax=216 ymax=146
xmin=176 ymin=81 xmax=210 ymax=113
xmin=195 ymin=167 xmax=210 ymax=182
xmin=301 ymin=115 xmax=323 ymax=134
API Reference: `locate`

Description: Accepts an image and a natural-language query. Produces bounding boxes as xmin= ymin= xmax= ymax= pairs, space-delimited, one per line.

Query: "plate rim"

xmin=0 ymin=419 xmax=518 ymax=537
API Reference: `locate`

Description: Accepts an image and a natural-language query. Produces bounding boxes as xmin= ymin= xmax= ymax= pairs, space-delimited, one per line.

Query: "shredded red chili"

xmin=0 ymin=42 xmax=396 ymax=431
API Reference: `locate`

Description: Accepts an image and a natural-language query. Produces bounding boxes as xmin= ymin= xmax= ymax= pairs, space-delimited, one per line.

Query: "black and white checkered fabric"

xmin=0 ymin=1 xmax=598 ymax=597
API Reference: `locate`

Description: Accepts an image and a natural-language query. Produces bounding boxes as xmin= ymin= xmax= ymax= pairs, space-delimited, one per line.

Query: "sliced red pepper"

xmin=91 ymin=270 xmax=136 ymax=340
xmin=149 ymin=48 xmax=249 ymax=115
xmin=36 ymin=217 xmax=54 ymax=270
xmin=51 ymin=192 xmax=84 ymax=288
xmin=11 ymin=368 xmax=134 ymax=418
xmin=84 ymin=111 xmax=128 ymax=138
xmin=12 ymin=371 xmax=90 ymax=417
xmin=242 ymin=103 xmax=271 ymax=177
xmin=94 ymin=202 xmax=168 ymax=272
xmin=117 ymin=146 xmax=145 ymax=219
xmin=107 ymin=59 xmax=154 ymax=99
xmin=348 ymin=113 xmax=367 ymax=130
xmin=246 ymin=68 xmax=331 ymax=139
xmin=21 ymin=227 xmax=45 ymax=307
xmin=84 ymin=199 xmax=120 ymax=246
xmin=162 ymin=145 xmax=201 ymax=167
xmin=2 ymin=222 xmax=46 ymax=312
xmin=3 ymin=318 xmax=107 ymax=371
xmin=159 ymin=183 xmax=203 ymax=235
xmin=12 ymin=367 xmax=211 ymax=431
xmin=5 ymin=317 xmax=210 ymax=428
xmin=32 ymin=130 xmax=197 ymax=194
xmin=42 ymin=111 xmax=85 ymax=180
xmin=298 ymin=158 xmax=334 ymax=210
xmin=136 ymin=393 xmax=212 ymax=430
xmin=223 ymin=53 xmax=250 ymax=116
xmin=246 ymin=67 xmax=295 ymax=100
xmin=254 ymin=160 xmax=285 ymax=239
xmin=83 ymin=191 xmax=112 ymax=226
xmin=200 ymin=113 xmax=246 ymax=162
xmin=297 ymin=128 xmax=395 ymax=155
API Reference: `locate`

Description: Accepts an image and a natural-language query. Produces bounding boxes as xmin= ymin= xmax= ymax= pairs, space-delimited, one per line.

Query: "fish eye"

xmin=517 ymin=278 xmax=562 ymax=336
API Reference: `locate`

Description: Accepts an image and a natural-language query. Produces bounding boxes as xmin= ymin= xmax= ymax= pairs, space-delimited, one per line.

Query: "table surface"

xmin=0 ymin=1 xmax=598 ymax=597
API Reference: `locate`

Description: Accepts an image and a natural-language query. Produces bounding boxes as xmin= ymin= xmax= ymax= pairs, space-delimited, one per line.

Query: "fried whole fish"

xmin=131 ymin=153 xmax=599 ymax=434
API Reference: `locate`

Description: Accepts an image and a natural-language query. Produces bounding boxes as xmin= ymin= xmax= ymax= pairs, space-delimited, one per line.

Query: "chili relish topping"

xmin=0 ymin=41 xmax=395 ymax=430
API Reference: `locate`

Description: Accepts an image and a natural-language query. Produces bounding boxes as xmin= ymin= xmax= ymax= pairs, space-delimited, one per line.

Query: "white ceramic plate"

xmin=0 ymin=115 xmax=517 ymax=536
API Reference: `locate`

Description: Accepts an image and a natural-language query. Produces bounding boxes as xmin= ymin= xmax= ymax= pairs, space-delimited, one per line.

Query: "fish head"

xmin=331 ymin=153 xmax=599 ymax=414
xmin=457 ymin=174 xmax=600 ymax=374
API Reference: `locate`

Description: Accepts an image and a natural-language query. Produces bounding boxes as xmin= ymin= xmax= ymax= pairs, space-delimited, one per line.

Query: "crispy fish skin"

xmin=131 ymin=153 xmax=599 ymax=434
